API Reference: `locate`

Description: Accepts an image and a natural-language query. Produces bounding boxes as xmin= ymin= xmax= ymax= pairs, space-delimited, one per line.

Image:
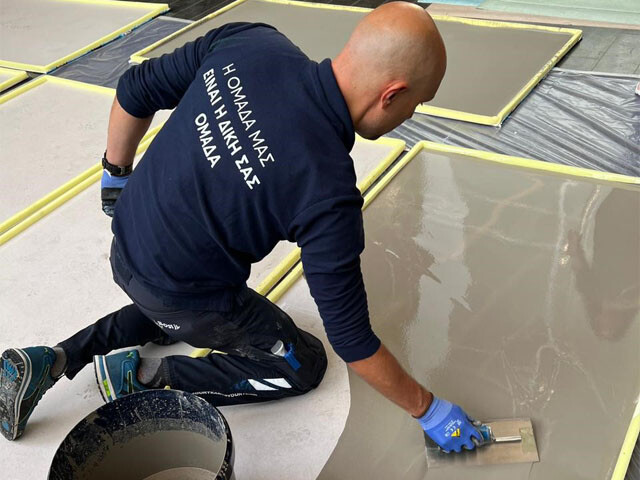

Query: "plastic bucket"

xmin=49 ymin=389 xmax=234 ymax=480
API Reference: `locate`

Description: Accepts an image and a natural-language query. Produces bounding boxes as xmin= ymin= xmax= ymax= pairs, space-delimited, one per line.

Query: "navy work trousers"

xmin=58 ymin=239 xmax=327 ymax=406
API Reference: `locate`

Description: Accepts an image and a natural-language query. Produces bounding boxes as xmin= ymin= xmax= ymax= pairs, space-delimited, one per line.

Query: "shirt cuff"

xmin=332 ymin=333 xmax=381 ymax=363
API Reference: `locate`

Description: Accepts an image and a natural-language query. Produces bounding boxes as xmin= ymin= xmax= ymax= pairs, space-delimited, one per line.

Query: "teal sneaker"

xmin=0 ymin=347 xmax=58 ymax=441
xmin=94 ymin=350 xmax=147 ymax=403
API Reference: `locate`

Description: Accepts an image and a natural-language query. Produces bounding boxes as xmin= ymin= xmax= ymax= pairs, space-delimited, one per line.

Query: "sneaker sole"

xmin=93 ymin=355 xmax=115 ymax=403
xmin=0 ymin=349 xmax=32 ymax=441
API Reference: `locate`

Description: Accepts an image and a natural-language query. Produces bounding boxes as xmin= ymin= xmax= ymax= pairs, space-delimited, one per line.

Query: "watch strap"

xmin=102 ymin=151 xmax=132 ymax=176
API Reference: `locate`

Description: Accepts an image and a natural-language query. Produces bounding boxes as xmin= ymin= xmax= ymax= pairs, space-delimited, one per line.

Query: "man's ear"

xmin=381 ymin=82 xmax=408 ymax=107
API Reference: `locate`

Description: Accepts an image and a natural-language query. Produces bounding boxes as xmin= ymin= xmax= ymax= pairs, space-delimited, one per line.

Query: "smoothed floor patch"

xmin=312 ymin=142 xmax=640 ymax=479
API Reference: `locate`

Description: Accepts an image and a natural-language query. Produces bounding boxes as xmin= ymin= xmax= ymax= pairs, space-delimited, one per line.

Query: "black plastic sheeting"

xmin=390 ymin=70 xmax=640 ymax=177
xmin=53 ymin=17 xmax=190 ymax=89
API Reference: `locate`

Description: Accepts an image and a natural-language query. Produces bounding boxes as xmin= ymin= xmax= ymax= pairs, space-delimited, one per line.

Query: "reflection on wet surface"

xmin=318 ymin=146 xmax=639 ymax=479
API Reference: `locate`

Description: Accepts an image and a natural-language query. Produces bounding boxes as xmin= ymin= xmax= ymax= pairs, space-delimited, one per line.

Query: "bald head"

xmin=333 ymin=2 xmax=446 ymax=139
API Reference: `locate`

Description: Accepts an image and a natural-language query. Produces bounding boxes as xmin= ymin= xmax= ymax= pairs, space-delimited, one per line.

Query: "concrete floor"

xmin=0 ymin=0 xmax=168 ymax=72
xmin=0 ymin=182 xmax=350 ymax=479
xmin=0 ymin=77 xmax=170 ymax=223
xmin=0 ymin=132 xmax=401 ymax=478
xmin=1 ymin=0 xmax=638 ymax=478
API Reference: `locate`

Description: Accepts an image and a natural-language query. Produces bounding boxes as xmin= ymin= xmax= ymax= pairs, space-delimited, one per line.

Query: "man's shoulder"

xmin=202 ymin=22 xmax=306 ymax=60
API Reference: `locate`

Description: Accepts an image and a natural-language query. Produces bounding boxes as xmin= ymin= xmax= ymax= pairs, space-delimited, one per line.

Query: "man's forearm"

xmin=106 ymin=96 xmax=154 ymax=167
xmin=348 ymin=343 xmax=433 ymax=417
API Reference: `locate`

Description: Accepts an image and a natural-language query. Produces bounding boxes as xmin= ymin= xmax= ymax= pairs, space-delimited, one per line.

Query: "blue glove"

xmin=417 ymin=396 xmax=483 ymax=453
xmin=101 ymin=170 xmax=130 ymax=217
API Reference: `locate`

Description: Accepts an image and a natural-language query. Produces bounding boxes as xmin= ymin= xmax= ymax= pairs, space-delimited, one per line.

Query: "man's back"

xmin=113 ymin=23 xmax=362 ymax=313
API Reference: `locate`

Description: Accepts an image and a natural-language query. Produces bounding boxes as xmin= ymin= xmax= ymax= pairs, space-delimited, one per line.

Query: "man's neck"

xmin=331 ymin=56 xmax=366 ymax=132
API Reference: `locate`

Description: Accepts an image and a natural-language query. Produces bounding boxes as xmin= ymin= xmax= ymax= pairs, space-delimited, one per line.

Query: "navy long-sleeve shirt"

xmin=113 ymin=22 xmax=380 ymax=362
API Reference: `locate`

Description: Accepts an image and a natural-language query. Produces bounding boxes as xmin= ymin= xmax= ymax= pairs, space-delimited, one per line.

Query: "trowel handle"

xmin=475 ymin=423 xmax=522 ymax=445
xmin=477 ymin=424 xmax=493 ymax=444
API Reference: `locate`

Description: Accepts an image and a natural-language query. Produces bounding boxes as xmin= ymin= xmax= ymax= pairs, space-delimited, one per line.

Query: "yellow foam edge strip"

xmin=0 ymin=165 xmax=101 ymax=235
xmin=0 ymin=105 xmax=160 ymax=243
xmin=128 ymin=0 xmax=581 ymax=128
xmin=415 ymin=26 xmax=581 ymax=125
xmin=0 ymin=75 xmax=116 ymax=107
xmin=0 ymin=171 xmax=100 ymax=246
xmin=131 ymin=0 xmax=386 ymax=63
xmin=0 ymin=123 xmax=162 ymax=236
xmin=0 ymin=1 xmax=169 ymax=73
xmin=190 ymin=136 xmax=406 ymax=358
xmin=262 ymin=136 xmax=416 ymax=294
xmin=612 ymin=398 xmax=640 ymax=480
xmin=0 ymin=68 xmax=29 ymax=93
xmin=0 ymin=137 xmax=155 ymax=246
xmin=0 ymin=76 xmax=163 ymax=234
xmin=268 ymin=0 xmax=585 ymax=37
xmin=0 ymin=76 xmax=116 ymax=234
xmin=419 ymin=140 xmax=640 ymax=185
xmin=0 ymin=75 xmax=48 ymax=103
xmin=493 ymin=28 xmax=582 ymax=125
xmin=0 ymin=140 xmax=159 ymax=243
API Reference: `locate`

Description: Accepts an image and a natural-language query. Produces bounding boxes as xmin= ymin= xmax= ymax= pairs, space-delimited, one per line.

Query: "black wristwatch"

xmin=102 ymin=151 xmax=132 ymax=177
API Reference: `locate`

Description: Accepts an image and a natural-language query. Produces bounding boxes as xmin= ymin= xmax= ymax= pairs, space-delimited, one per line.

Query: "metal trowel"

xmin=425 ymin=418 xmax=539 ymax=468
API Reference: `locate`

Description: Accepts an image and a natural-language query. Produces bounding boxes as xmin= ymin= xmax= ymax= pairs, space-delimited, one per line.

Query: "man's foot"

xmin=0 ymin=347 xmax=58 ymax=441
xmin=94 ymin=350 xmax=147 ymax=403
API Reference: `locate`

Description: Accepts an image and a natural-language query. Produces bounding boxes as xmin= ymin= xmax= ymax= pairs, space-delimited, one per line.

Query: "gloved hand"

xmin=101 ymin=170 xmax=130 ymax=217
xmin=417 ymin=396 xmax=483 ymax=453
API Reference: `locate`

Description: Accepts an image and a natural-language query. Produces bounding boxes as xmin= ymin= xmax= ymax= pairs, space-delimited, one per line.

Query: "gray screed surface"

xmin=139 ymin=0 xmax=577 ymax=119
xmin=285 ymin=146 xmax=639 ymax=479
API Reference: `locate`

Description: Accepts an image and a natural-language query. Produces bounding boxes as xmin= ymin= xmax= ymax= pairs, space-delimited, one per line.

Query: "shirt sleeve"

xmin=289 ymin=195 xmax=381 ymax=363
xmin=116 ymin=22 xmax=263 ymax=118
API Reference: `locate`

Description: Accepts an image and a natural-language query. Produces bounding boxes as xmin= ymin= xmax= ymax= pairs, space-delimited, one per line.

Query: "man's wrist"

xmin=411 ymin=388 xmax=434 ymax=418
xmin=102 ymin=151 xmax=133 ymax=176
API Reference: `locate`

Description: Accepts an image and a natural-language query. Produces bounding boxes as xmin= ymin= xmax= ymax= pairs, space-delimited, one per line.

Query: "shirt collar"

xmin=314 ymin=59 xmax=355 ymax=151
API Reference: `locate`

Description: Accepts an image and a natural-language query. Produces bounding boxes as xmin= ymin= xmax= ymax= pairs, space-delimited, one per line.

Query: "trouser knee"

xmin=290 ymin=330 xmax=328 ymax=393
